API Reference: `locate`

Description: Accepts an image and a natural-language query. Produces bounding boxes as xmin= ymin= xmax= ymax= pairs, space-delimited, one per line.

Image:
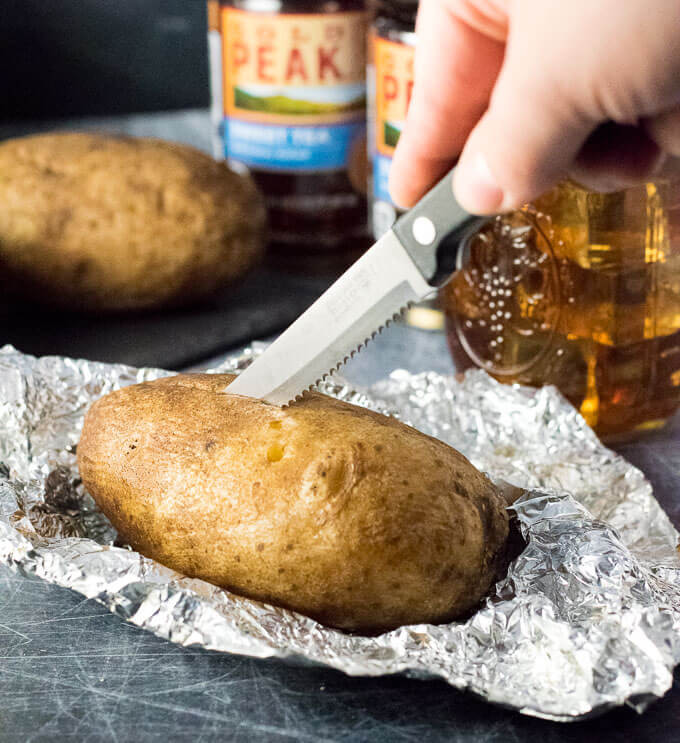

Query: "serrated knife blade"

xmin=226 ymin=166 xmax=487 ymax=406
xmin=226 ymin=229 xmax=434 ymax=405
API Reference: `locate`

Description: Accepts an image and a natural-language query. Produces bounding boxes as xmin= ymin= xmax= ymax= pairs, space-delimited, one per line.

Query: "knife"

xmin=227 ymin=167 xmax=489 ymax=405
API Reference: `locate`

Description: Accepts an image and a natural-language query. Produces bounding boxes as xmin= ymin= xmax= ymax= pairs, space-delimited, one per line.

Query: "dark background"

xmin=1 ymin=0 xmax=210 ymax=122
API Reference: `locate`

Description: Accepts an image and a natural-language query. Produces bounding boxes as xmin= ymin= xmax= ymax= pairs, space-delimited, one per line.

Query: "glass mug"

xmin=441 ymin=179 xmax=680 ymax=440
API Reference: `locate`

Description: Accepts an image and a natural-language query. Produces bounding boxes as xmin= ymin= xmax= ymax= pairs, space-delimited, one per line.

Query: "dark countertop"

xmin=1 ymin=111 xmax=679 ymax=742
xmin=1 ymin=567 xmax=678 ymax=743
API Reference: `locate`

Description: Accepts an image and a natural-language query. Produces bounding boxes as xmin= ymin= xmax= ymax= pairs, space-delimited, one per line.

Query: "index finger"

xmin=388 ymin=0 xmax=505 ymax=207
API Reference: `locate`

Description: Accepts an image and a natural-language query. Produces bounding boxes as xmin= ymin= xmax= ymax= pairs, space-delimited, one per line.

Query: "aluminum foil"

xmin=0 ymin=343 xmax=678 ymax=721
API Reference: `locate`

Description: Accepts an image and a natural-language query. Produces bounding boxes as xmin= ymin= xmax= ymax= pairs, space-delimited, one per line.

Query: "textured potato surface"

xmin=0 ymin=133 xmax=265 ymax=311
xmin=77 ymin=374 xmax=509 ymax=632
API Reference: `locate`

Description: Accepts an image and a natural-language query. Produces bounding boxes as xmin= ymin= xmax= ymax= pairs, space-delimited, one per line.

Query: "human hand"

xmin=389 ymin=0 xmax=680 ymax=214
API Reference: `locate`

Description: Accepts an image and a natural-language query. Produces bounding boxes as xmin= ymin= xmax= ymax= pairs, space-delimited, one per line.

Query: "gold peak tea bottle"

xmin=220 ymin=0 xmax=369 ymax=259
xmin=442 ymin=179 xmax=680 ymax=440
xmin=367 ymin=0 xmax=416 ymax=237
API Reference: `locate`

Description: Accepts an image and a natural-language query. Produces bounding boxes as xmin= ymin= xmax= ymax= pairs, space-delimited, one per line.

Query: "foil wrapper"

xmin=0 ymin=343 xmax=678 ymax=721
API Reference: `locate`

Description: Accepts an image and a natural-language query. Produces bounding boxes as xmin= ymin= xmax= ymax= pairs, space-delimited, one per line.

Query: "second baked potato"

xmin=0 ymin=133 xmax=266 ymax=311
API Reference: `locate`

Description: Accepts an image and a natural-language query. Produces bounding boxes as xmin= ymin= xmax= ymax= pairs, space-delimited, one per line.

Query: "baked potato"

xmin=77 ymin=373 xmax=509 ymax=632
xmin=0 ymin=133 xmax=265 ymax=311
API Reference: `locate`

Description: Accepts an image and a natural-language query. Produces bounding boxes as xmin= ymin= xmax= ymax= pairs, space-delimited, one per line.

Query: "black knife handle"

xmin=393 ymin=167 xmax=489 ymax=287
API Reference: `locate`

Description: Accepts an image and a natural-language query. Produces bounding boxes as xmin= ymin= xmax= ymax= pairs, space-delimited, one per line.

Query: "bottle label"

xmin=221 ymin=8 xmax=367 ymax=172
xmin=372 ymin=32 xmax=414 ymax=205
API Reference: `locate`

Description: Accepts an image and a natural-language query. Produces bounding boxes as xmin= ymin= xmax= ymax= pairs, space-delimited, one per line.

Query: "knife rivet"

xmin=412 ymin=216 xmax=436 ymax=246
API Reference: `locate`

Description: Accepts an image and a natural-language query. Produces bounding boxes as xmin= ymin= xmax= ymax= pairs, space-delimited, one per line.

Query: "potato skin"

xmin=77 ymin=374 xmax=509 ymax=633
xmin=0 ymin=133 xmax=265 ymax=311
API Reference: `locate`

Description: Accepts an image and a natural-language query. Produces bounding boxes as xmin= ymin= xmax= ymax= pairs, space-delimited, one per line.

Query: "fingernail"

xmin=388 ymin=184 xmax=412 ymax=210
xmin=388 ymin=169 xmax=410 ymax=210
xmin=454 ymin=152 xmax=505 ymax=214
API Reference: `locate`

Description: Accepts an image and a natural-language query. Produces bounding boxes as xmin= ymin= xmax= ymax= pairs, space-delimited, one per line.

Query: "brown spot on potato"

xmin=73 ymin=259 xmax=92 ymax=280
xmin=256 ymin=543 xmax=264 ymax=552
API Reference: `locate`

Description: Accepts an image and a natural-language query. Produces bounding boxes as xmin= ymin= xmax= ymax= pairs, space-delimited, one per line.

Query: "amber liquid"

xmin=442 ymin=181 xmax=680 ymax=439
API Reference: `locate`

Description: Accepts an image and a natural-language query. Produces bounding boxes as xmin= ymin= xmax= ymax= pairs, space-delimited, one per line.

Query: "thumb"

xmin=453 ymin=47 xmax=592 ymax=214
